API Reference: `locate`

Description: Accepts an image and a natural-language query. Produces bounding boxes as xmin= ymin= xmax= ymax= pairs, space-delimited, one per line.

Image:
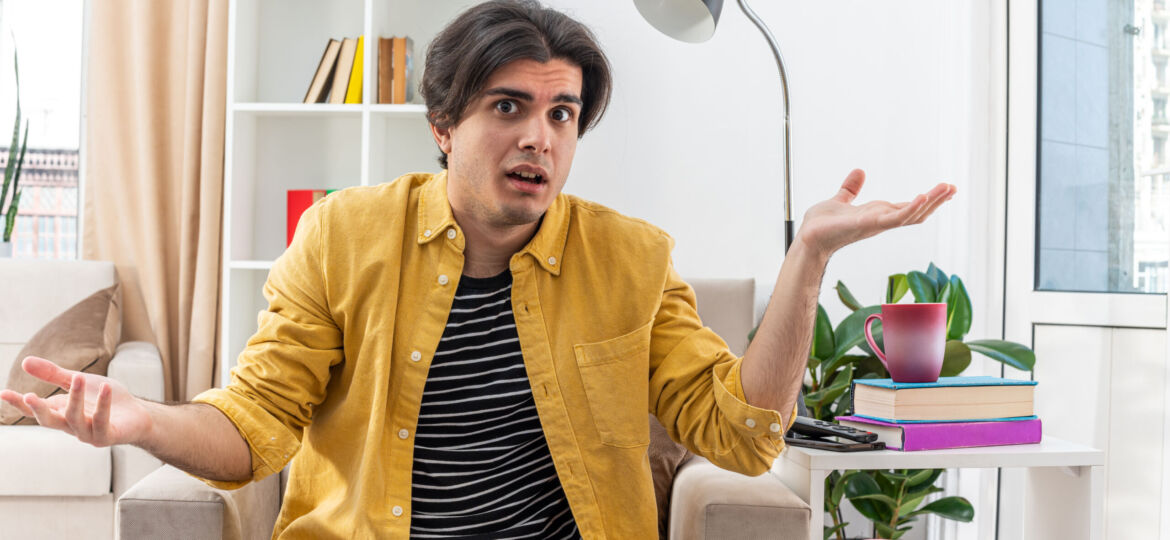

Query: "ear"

xmin=430 ymin=122 xmax=453 ymax=154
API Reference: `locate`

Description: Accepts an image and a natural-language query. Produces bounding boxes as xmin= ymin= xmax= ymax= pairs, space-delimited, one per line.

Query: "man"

xmin=1 ymin=1 xmax=955 ymax=538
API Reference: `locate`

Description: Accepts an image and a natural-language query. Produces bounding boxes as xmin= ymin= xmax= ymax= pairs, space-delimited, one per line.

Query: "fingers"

xmin=834 ymin=169 xmax=866 ymax=203
xmin=907 ymin=183 xmax=956 ymax=224
xmin=22 ymin=356 xmax=78 ymax=391
xmin=67 ymin=374 xmax=92 ymax=442
xmin=24 ymin=393 xmax=71 ymax=433
xmin=91 ymin=383 xmax=112 ymax=445
xmin=0 ymin=389 xmax=35 ymax=417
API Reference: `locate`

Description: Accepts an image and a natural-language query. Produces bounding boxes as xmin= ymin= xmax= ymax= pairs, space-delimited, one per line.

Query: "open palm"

xmin=797 ymin=169 xmax=955 ymax=255
xmin=0 ymin=356 xmax=152 ymax=447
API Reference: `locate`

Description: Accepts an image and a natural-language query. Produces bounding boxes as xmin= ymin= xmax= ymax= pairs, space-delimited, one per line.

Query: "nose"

xmin=517 ymin=115 xmax=552 ymax=154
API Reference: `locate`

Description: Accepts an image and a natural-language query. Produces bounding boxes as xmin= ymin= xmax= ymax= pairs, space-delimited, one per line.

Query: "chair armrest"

xmin=669 ymin=456 xmax=811 ymax=540
xmin=116 ymin=464 xmax=282 ymax=540
xmin=107 ymin=341 xmax=164 ymax=402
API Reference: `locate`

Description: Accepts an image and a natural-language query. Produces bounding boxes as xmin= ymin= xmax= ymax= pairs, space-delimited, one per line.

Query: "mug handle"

xmin=864 ymin=313 xmax=890 ymax=372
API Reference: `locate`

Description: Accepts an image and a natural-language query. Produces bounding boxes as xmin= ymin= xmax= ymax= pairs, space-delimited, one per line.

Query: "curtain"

xmin=83 ymin=0 xmax=228 ymax=401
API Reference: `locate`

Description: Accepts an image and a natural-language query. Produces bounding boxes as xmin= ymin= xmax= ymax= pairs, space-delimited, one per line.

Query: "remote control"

xmin=789 ymin=416 xmax=879 ymax=443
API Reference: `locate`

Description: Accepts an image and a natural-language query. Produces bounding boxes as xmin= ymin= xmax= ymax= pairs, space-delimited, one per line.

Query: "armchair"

xmin=0 ymin=259 xmax=165 ymax=540
xmin=116 ymin=278 xmax=810 ymax=539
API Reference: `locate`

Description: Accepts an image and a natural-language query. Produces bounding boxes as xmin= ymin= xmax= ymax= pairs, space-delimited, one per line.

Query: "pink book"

xmin=835 ymin=415 xmax=1042 ymax=451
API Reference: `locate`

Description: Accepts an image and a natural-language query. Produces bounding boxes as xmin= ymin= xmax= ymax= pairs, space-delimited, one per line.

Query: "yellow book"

xmin=344 ymin=36 xmax=364 ymax=104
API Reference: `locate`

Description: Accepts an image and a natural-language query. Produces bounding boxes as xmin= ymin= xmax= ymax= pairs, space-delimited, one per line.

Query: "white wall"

xmin=543 ymin=0 xmax=1000 ymax=338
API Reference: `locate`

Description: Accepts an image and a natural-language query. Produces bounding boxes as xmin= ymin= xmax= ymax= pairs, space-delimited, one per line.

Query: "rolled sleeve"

xmin=191 ymin=388 xmax=302 ymax=489
xmin=188 ymin=200 xmax=343 ymax=489
xmin=648 ymin=263 xmax=796 ymax=476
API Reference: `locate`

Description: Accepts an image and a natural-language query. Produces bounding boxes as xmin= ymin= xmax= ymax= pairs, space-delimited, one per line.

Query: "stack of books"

xmin=836 ymin=376 xmax=1041 ymax=451
xmin=303 ymin=35 xmax=415 ymax=105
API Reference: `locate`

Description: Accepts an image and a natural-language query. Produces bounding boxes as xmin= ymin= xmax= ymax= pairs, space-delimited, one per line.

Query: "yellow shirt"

xmin=193 ymin=171 xmax=792 ymax=539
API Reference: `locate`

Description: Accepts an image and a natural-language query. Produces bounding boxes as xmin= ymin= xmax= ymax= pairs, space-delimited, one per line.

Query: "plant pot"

xmin=0 ymin=241 xmax=10 ymax=258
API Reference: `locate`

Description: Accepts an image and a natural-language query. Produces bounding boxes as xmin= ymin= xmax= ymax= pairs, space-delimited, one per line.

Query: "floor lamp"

xmin=633 ymin=0 xmax=795 ymax=254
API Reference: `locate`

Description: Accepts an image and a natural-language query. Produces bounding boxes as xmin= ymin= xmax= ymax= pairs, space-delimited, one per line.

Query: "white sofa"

xmin=115 ymin=278 xmax=810 ymax=539
xmin=0 ymin=259 xmax=165 ymax=540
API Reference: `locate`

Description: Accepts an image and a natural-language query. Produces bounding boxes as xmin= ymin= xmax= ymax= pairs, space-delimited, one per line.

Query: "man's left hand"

xmin=796 ymin=169 xmax=956 ymax=257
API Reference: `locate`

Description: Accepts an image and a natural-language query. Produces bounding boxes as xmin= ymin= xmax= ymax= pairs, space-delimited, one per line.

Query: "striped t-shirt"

xmin=409 ymin=271 xmax=580 ymax=539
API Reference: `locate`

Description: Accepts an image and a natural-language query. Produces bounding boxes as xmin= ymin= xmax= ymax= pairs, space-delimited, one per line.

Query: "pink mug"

xmin=863 ymin=303 xmax=946 ymax=383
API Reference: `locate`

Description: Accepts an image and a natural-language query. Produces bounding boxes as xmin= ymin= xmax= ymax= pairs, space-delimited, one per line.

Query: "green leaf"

xmin=1 ymin=81 xmax=20 ymax=216
xmin=907 ymin=496 xmax=975 ymax=522
xmin=878 ymin=470 xmax=909 ymax=482
xmin=806 ymin=365 xmax=853 ymax=407
xmin=898 ymin=492 xmax=930 ymax=515
xmin=836 ymin=281 xmax=864 ymax=311
xmin=907 ymin=271 xmax=937 ymax=303
xmin=832 ymin=305 xmax=882 ymax=360
xmin=873 ymin=521 xmax=899 ymax=539
xmin=906 ymin=470 xmax=945 ymax=494
xmin=906 ymin=469 xmax=935 ymax=487
xmin=945 ymin=276 xmax=973 ymax=340
xmin=823 ymin=523 xmax=848 ymax=540
xmin=845 ymin=472 xmax=892 ymax=523
xmin=927 ymin=263 xmax=949 ymax=292
xmin=967 ymin=339 xmax=1036 ymax=371
xmin=850 ymin=493 xmax=900 ymax=508
xmin=811 ymin=304 xmax=836 ymax=361
xmin=886 ymin=274 xmax=909 ymax=304
xmin=807 ymin=355 xmax=821 ymax=372
xmin=940 ymin=340 xmax=972 ymax=377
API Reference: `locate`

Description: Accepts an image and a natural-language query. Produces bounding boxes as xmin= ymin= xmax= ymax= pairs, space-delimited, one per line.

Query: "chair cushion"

xmin=0 ymin=425 xmax=111 ymax=496
xmin=0 ymin=283 xmax=122 ymax=425
xmin=669 ymin=456 xmax=810 ymax=539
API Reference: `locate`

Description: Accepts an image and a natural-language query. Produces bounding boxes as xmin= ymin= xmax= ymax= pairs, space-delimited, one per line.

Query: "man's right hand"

xmin=0 ymin=356 xmax=152 ymax=447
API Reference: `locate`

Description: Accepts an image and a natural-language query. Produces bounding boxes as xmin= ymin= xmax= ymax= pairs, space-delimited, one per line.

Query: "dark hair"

xmin=421 ymin=0 xmax=613 ymax=169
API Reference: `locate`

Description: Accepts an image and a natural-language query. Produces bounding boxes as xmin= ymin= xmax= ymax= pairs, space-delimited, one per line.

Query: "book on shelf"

xmin=303 ymin=39 xmax=341 ymax=104
xmin=392 ymin=36 xmax=415 ymax=104
xmin=836 ymin=414 xmax=1042 ymax=451
xmin=378 ymin=37 xmax=393 ymax=104
xmin=329 ymin=37 xmax=359 ymax=104
xmin=850 ymin=376 xmax=1037 ymax=422
xmin=287 ymin=190 xmax=336 ymax=246
xmin=344 ymin=35 xmax=364 ymax=104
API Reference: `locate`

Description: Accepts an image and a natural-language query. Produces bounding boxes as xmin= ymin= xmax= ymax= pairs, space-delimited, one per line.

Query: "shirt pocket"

xmin=572 ymin=321 xmax=652 ymax=448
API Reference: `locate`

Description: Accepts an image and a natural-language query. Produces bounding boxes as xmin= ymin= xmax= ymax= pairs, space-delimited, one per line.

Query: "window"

xmin=0 ymin=1 xmax=84 ymax=259
xmin=1037 ymin=0 xmax=1169 ymax=293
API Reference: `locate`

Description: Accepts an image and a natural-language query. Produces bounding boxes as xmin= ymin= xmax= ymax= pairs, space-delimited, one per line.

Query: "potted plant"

xmin=753 ymin=263 xmax=1036 ymax=539
xmin=815 ymin=263 xmax=1034 ymax=538
xmin=1 ymin=47 xmax=30 ymax=258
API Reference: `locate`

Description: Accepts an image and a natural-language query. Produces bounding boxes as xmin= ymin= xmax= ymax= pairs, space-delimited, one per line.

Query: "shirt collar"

xmin=417 ymin=170 xmax=568 ymax=276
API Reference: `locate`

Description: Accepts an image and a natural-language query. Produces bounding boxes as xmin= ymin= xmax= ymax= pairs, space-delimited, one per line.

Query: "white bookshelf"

xmin=222 ymin=0 xmax=475 ymax=385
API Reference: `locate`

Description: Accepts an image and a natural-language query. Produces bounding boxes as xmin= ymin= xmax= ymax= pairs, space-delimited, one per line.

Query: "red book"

xmin=287 ymin=190 xmax=333 ymax=246
xmin=835 ymin=415 xmax=1042 ymax=451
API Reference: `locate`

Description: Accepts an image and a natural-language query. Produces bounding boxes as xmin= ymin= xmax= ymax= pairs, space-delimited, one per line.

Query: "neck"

xmin=456 ymin=214 xmax=540 ymax=278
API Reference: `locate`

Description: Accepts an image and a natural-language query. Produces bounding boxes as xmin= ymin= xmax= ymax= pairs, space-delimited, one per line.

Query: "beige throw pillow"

xmin=0 ymin=283 xmax=122 ymax=425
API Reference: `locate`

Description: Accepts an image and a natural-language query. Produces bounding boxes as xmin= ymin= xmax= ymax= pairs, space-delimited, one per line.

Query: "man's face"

xmin=432 ymin=58 xmax=584 ymax=230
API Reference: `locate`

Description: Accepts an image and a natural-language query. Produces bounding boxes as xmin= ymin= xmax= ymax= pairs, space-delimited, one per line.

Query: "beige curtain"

xmin=83 ymin=0 xmax=228 ymax=401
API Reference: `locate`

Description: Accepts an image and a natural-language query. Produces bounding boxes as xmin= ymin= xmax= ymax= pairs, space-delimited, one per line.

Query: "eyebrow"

xmin=482 ymin=87 xmax=584 ymax=107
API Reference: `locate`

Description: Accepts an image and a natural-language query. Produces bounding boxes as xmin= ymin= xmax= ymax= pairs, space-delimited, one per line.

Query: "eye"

xmin=496 ymin=99 xmax=518 ymax=114
xmin=551 ymin=107 xmax=574 ymax=122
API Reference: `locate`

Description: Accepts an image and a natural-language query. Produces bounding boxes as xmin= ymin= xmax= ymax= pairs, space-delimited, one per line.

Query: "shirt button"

xmin=392 ymin=505 xmax=404 ymax=517
xmin=447 ymin=229 xmax=457 ymax=239
xmin=547 ymin=256 xmax=557 ymax=265
xmin=770 ymin=422 xmax=782 ymax=433
xmin=438 ymin=274 xmax=449 ymax=286
xmin=398 ymin=429 xmax=409 ymax=439
xmin=423 ymin=229 xmax=432 ymax=237
xmin=410 ymin=350 xmax=422 ymax=362
xmin=745 ymin=418 xmax=757 ymax=429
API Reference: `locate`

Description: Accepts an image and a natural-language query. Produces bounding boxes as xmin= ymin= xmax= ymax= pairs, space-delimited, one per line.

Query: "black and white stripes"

xmin=410 ymin=272 xmax=579 ymax=539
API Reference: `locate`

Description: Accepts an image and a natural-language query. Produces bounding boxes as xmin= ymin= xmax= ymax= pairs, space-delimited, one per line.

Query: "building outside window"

xmin=0 ymin=0 xmax=84 ymax=260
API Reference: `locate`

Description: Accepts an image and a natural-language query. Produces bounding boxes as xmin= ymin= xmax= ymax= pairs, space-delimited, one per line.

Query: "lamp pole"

xmin=734 ymin=0 xmax=794 ymax=253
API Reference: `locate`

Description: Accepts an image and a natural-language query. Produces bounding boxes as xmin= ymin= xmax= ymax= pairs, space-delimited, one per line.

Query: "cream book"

xmin=850 ymin=376 xmax=1037 ymax=422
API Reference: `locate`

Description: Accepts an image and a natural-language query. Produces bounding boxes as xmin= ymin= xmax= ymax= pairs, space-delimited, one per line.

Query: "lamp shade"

xmin=632 ymin=0 xmax=723 ymax=43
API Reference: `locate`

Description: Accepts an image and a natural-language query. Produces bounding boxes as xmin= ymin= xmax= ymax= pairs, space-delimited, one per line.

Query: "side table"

xmin=770 ymin=436 xmax=1104 ymax=540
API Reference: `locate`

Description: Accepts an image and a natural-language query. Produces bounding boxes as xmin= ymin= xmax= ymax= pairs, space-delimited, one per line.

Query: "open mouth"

xmin=506 ymin=171 xmax=544 ymax=184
